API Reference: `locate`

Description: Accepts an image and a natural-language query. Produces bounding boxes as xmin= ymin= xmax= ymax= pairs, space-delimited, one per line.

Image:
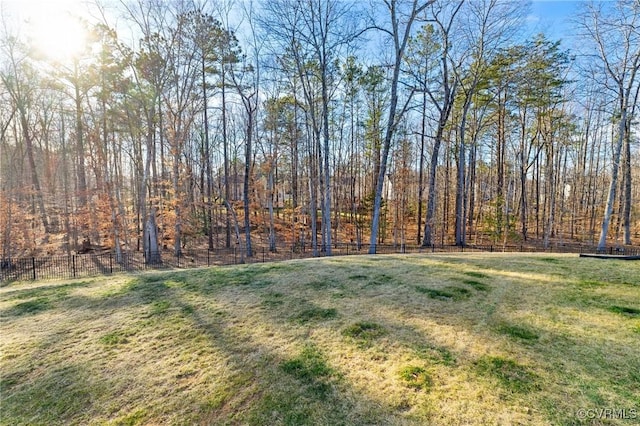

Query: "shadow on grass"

xmin=415 ymin=285 xmax=471 ymax=301
xmin=280 ymin=344 xmax=337 ymax=399
xmin=1 ymin=297 xmax=53 ymax=317
xmin=608 ymin=305 xmax=640 ymax=317
xmin=3 ymin=257 xmax=638 ymax=425
xmin=0 ymin=281 xmax=93 ymax=301
xmin=494 ymin=321 xmax=539 ymax=342
xmin=168 ymin=276 xmax=398 ymax=425
xmin=2 ymin=363 xmax=107 ymax=425
xmin=0 ymin=281 xmax=94 ymax=318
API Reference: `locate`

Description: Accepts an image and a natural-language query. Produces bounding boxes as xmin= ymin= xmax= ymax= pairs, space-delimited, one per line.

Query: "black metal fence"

xmin=1 ymin=243 xmax=639 ymax=283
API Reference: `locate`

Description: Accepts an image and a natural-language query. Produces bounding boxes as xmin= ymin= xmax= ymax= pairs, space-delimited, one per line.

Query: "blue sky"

xmin=529 ymin=0 xmax=586 ymax=45
xmin=1 ymin=0 xmax=597 ymax=54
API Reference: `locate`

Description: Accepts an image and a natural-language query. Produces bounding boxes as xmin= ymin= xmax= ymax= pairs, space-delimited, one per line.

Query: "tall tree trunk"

xmin=317 ymin=127 xmax=327 ymax=251
xmin=518 ymin=112 xmax=530 ymax=242
xmin=423 ymin=124 xmax=444 ymax=247
xmin=145 ymin=207 xmax=161 ymax=264
xmin=417 ymin=91 xmax=427 ymax=244
xmin=173 ymin=148 xmax=182 ymax=256
xmin=622 ymin=116 xmax=632 ymax=245
xmin=267 ymin=162 xmax=276 ymax=252
xmin=467 ymin=138 xmax=477 ymax=243
xmin=308 ymin=126 xmax=319 ymax=256
xmin=588 ymin=124 xmax=603 ymax=243
xmin=321 ymin=55 xmax=332 ymax=255
xmin=442 ymin=133 xmax=451 ymax=245
xmin=455 ymin=94 xmax=472 ymax=246
xmin=242 ymin=99 xmax=254 ymax=258
xmin=291 ymin=109 xmax=299 ymax=212
xmin=222 ymin=67 xmax=232 ymax=248
xmin=101 ymin=93 xmax=122 ymax=262
xmin=142 ymin=109 xmax=161 ymax=263
xmin=59 ymin=107 xmax=72 ymax=256
xmin=203 ymin=56 xmax=214 ymax=250
xmin=74 ymin=62 xmax=88 ymax=211
xmin=18 ymin=108 xmax=50 ymax=234
xmin=597 ymin=103 xmax=626 ymax=250
xmin=369 ymin=0 xmax=434 ymax=254
xmin=543 ymin=138 xmax=556 ymax=249
xmin=420 ymin=2 xmax=462 ymax=247
xmin=496 ymin=94 xmax=505 ymax=243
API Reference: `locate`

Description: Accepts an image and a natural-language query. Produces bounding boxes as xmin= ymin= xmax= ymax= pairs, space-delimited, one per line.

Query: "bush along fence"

xmin=1 ymin=243 xmax=639 ymax=283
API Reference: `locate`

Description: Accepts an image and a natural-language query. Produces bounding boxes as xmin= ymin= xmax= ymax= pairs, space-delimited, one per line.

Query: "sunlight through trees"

xmin=0 ymin=0 xmax=638 ymax=259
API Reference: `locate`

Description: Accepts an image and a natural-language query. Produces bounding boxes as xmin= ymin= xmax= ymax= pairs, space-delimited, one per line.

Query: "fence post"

xmin=72 ymin=255 xmax=76 ymax=278
xmin=110 ymin=253 xmax=113 ymax=274
xmin=32 ymin=257 xmax=36 ymax=281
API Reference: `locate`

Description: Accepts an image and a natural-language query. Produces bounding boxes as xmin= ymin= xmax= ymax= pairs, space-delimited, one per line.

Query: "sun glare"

xmin=21 ymin=1 xmax=89 ymax=62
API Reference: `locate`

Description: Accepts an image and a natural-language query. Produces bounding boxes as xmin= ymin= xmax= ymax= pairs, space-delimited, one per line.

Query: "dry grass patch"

xmin=1 ymin=253 xmax=639 ymax=425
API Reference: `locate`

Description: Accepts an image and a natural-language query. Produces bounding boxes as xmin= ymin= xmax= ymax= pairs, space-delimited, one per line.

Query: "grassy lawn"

xmin=1 ymin=253 xmax=639 ymax=425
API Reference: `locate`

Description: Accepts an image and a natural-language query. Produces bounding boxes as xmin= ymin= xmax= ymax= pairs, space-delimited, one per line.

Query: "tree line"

xmin=1 ymin=0 xmax=638 ymax=261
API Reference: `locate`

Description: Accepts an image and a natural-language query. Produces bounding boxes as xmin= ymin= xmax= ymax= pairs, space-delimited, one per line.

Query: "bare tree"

xmin=368 ymin=0 xmax=435 ymax=253
xmin=119 ymin=0 xmax=174 ymax=262
xmin=451 ymin=0 xmax=523 ymax=246
xmin=260 ymin=0 xmax=360 ymax=255
xmin=0 ymin=34 xmax=51 ymax=235
xmin=411 ymin=0 xmax=463 ymax=248
xmin=578 ymin=0 xmax=640 ymax=249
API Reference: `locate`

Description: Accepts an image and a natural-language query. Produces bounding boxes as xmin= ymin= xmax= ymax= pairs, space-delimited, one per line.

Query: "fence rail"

xmin=2 ymin=243 xmax=639 ymax=283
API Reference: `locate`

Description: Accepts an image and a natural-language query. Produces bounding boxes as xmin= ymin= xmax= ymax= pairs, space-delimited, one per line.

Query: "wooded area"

xmin=1 ymin=0 xmax=638 ymax=260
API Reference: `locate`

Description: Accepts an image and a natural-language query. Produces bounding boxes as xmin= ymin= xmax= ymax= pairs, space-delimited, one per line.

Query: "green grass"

xmin=99 ymin=330 xmax=130 ymax=346
xmin=398 ymin=365 xmax=431 ymax=390
xmin=462 ymin=279 xmax=490 ymax=291
xmin=342 ymin=321 xmax=387 ymax=343
xmin=495 ymin=322 xmax=539 ymax=341
xmin=280 ymin=344 xmax=337 ymax=398
xmin=293 ymin=307 xmax=338 ymax=324
xmin=2 ymin=297 xmax=51 ymax=316
xmin=463 ymin=271 xmax=489 ymax=279
xmin=1 ymin=253 xmax=639 ymax=425
xmin=413 ymin=342 xmax=457 ymax=366
xmin=475 ymin=356 xmax=539 ymax=393
xmin=262 ymin=291 xmax=285 ymax=308
xmin=608 ymin=305 xmax=640 ymax=316
xmin=415 ymin=285 xmax=471 ymax=300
